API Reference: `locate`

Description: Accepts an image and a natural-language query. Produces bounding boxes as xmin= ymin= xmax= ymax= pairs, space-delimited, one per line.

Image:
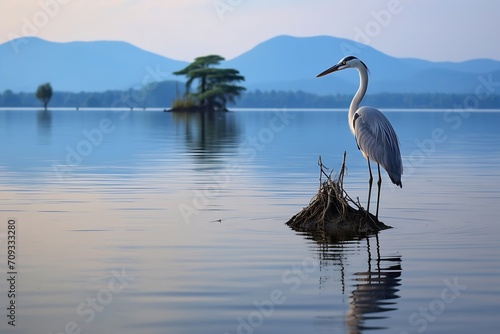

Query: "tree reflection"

xmin=37 ymin=109 xmax=52 ymax=144
xmin=171 ymin=111 xmax=240 ymax=164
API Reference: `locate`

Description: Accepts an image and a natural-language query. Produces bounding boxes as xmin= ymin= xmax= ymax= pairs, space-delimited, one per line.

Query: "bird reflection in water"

xmin=314 ymin=233 xmax=402 ymax=333
xmin=345 ymin=235 xmax=402 ymax=333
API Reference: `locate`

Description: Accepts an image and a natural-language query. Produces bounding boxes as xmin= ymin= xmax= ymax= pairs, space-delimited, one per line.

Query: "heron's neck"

xmin=348 ymin=66 xmax=368 ymax=134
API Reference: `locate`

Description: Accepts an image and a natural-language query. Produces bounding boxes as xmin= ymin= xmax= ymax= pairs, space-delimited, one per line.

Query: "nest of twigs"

xmin=286 ymin=152 xmax=391 ymax=241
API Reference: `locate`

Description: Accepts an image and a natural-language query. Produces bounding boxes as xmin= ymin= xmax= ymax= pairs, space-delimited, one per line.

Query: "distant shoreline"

xmin=2 ymin=107 xmax=500 ymax=113
xmin=2 ymin=87 xmax=500 ymax=109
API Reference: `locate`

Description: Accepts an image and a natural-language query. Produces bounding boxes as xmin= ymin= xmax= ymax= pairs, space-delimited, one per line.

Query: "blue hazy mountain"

xmin=2 ymin=35 xmax=500 ymax=94
xmin=0 ymin=37 xmax=188 ymax=92
xmin=224 ymin=35 xmax=500 ymax=94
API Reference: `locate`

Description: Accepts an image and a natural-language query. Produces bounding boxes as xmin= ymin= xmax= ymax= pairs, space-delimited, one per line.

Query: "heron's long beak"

xmin=316 ymin=64 xmax=341 ymax=78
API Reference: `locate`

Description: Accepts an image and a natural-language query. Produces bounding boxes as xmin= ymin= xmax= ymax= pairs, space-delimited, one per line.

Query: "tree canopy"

xmin=173 ymin=55 xmax=245 ymax=111
xmin=35 ymin=83 xmax=53 ymax=110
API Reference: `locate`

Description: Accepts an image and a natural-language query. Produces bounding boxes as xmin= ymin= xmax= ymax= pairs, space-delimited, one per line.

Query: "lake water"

xmin=0 ymin=108 xmax=499 ymax=334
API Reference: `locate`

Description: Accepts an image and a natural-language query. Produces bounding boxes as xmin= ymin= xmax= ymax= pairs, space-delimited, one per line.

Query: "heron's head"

xmin=316 ymin=56 xmax=368 ymax=77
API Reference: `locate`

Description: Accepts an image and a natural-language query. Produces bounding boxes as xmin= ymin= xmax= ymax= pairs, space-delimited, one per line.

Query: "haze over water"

xmin=0 ymin=108 xmax=499 ymax=334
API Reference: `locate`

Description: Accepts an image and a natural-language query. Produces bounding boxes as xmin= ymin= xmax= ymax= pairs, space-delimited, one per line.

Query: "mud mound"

xmin=286 ymin=153 xmax=390 ymax=241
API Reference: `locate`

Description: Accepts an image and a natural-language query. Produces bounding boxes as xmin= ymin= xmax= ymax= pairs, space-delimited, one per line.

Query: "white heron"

xmin=316 ymin=56 xmax=403 ymax=219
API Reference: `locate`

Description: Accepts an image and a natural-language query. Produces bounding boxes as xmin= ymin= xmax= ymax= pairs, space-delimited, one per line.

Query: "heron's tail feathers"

xmin=389 ymin=174 xmax=402 ymax=188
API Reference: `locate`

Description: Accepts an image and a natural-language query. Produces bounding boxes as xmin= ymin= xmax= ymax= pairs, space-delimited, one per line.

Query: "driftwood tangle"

xmin=286 ymin=152 xmax=391 ymax=241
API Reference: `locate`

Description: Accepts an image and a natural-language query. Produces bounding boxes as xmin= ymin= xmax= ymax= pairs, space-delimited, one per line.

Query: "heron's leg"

xmin=367 ymin=158 xmax=373 ymax=213
xmin=376 ymin=164 xmax=382 ymax=220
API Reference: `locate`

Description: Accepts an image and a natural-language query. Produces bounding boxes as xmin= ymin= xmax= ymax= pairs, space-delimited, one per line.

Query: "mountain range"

xmin=2 ymin=35 xmax=500 ymax=95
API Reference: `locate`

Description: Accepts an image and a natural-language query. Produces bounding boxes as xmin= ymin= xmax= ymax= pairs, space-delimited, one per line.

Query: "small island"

xmin=167 ymin=55 xmax=246 ymax=112
xmin=286 ymin=154 xmax=391 ymax=242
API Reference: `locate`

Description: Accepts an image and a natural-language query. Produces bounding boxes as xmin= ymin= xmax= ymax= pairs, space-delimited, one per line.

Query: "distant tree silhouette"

xmin=35 ymin=83 xmax=53 ymax=110
xmin=2 ymin=89 xmax=20 ymax=106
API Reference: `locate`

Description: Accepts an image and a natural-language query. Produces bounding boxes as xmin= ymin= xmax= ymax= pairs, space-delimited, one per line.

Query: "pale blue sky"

xmin=1 ymin=0 xmax=499 ymax=62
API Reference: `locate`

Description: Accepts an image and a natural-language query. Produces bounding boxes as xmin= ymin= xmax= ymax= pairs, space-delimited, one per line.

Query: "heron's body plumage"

xmin=353 ymin=106 xmax=402 ymax=187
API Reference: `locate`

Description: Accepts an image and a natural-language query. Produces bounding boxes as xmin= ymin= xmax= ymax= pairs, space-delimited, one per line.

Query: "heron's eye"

xmin=342 ymin=61 xmax=346 ymax=65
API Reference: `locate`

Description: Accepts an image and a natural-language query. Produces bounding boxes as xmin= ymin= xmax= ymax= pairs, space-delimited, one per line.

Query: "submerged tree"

xmin=35 ymin=83 xmax=53 ymax=111
xmin=172 ymin=55 xmax=245 ymax=111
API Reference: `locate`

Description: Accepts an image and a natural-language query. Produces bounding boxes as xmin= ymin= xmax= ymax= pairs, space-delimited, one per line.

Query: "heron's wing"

xmin=353 ymin=107 xmax=403 ymax=186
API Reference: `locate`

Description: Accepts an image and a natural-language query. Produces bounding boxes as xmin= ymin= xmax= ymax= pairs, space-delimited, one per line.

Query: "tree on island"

xmin=172 ymin=55 xmax=245 ymax=111
xmin=35 ymin=83 xmax=53 ymax=111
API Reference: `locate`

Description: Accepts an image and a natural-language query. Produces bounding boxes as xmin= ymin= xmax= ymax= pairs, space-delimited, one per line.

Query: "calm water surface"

xmin=0 ymin=108 xmax=499 ymax=334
